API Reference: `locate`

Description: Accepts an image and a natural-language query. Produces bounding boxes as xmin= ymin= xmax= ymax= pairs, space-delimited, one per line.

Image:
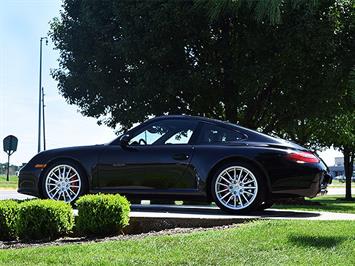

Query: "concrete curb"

xmin=124 ymin=216 xmax=253 ymax=234
xmin=122 ymin=205 xmax=355 ymax=233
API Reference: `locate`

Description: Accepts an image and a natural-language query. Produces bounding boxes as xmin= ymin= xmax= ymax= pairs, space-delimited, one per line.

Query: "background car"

xmin=18 ymin=115 xmax=331 ymax=213
xmin=334 ymin=175 xmax=346 ymax=182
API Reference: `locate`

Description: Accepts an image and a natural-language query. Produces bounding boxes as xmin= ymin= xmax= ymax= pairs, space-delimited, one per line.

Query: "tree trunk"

xmin=343 ymin=147 xmax=353 ymax=200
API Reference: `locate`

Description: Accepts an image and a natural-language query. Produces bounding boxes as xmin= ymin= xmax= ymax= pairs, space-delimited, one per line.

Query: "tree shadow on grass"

xmin=289 ymin=235 xmax=346 ymax=249
xmin=275 ymin=203 xmax=355 ymax=214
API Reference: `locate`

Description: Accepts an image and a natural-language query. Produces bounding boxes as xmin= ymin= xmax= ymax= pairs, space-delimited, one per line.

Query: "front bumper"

xmin=17 ymin=169 xmax=42 ymax=197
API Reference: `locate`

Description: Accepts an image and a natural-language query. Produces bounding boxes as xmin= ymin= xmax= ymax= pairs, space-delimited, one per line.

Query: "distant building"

xmin=328 ymin=157 xmax=355 ymax=179
xmin=0 ymin=163 xmax=19 ymax=176
xmin=334 ymin=157 xmax=344 ymax=166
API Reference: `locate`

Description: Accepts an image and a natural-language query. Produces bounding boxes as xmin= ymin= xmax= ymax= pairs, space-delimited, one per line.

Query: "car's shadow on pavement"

xmin=130 ymin=204 xmax=321 ymax=219
xmin=258 ymin=209 xmax=321 ymax=218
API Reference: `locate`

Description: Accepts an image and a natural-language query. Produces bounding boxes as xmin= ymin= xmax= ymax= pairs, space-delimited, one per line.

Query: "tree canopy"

xmin=50 ymin=0 xmax=355 ymax=144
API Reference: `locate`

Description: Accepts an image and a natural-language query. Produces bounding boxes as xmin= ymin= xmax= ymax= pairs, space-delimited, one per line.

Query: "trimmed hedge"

xmin=17 ymin=199 xmax=74 ymax=240
xmin=0 ymin=200 xmax=19 ymax=240
xmin=76 ymin=194 xmax=130 ymax=236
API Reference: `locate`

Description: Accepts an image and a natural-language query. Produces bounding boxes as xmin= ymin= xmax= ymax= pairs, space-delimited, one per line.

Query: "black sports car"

xmin=18 ymin=115 xmax=331 ymax=213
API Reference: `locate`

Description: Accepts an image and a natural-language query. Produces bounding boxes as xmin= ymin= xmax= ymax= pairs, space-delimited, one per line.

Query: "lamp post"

xmin=38 ymin=37 xmax=48 ymax=153
xmin=42 ymin=86 xmax=46 ymax=151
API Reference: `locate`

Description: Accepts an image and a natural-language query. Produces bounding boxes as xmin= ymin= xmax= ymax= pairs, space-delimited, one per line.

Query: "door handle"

xmin=172 ymin=153 xmax=189 ymax=161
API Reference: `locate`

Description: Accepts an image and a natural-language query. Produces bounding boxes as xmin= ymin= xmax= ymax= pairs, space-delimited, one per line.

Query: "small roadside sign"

xmin=3 ymin=135 xmax=18 ymax=155
xmin=3 ymin=135 xmax=18 ymax=181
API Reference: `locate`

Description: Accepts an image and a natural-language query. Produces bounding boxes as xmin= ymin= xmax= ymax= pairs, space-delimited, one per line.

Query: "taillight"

xmin=287 ymin=151 xmax=320 ymax=164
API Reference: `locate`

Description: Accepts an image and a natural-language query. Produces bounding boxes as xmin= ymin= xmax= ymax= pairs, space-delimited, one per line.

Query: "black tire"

xmin=211 ymin=162 xmax=266 ymax=214
xmin=41 ymin=159 xmax=88 ymax=203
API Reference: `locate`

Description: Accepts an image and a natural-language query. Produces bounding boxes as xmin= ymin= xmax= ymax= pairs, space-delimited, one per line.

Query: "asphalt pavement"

xmin=326 ymin=187 xmax=355 ymax=195
xmin=1 ymin=187 xmax=353 ymax=201
xmin=0 ymin=190 xmax=34 ymax=201
xmin=1 ymin=189 xmax=355 ymax=221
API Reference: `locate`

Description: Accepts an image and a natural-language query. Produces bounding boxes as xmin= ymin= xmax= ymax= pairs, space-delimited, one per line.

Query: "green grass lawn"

xmin=274 ymin=196 xmax=355 ymax=214
xmin=0 ymin=220 xmax=354 ymax=265
xmin=0 ymin=175 xmax=18 ymax=189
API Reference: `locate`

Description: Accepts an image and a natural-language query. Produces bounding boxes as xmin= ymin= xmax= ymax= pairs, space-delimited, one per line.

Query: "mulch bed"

xmin=0 ymin=224 xmax=238 ymax=250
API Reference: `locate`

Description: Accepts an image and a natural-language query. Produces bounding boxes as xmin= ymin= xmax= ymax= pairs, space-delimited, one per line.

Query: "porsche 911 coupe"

xmin=18 ymin=115 xmax=331 ymax=213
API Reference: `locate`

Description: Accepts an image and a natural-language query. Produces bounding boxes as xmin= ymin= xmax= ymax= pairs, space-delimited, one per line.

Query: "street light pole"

xmin=38 ymin=37 xmax=47 ymax=153
xmin=42 ymin=86 xmax=46 ymax=151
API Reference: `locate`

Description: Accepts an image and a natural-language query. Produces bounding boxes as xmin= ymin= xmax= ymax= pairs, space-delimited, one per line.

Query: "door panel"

xmin=98 ymin=145 xmax=197 ymax=190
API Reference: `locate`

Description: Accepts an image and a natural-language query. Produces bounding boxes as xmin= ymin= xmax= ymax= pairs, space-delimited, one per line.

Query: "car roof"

xmin=148 ymin=115 xmax=291 ymax=145
xmin=113 ymin=114 xmax=305 ymax=149
xmin=148 ymin=114 xmax=255 ymax=135
xmin=149 ymin=115 xmax=262 ymax=133
xmin=149 ymin=115 xmax=230 ymax=125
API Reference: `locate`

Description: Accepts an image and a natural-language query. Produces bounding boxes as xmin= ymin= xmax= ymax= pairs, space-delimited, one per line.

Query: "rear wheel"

xmin=41 ymin=160 xmax=87 ymax=203
xmin=211 ymin=162 xmax=265 ymax=214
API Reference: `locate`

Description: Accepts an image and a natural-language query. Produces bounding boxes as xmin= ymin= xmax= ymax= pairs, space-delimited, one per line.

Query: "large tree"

xmin=309 ymin=112 xmax=355 ymax=199
xmin=307 ymin=66 xmax=355 ymax=199
xmin=51 ymin=1 xmax=355 ymax=199
xmin=50 ymin=0 xmax=354 ymax=134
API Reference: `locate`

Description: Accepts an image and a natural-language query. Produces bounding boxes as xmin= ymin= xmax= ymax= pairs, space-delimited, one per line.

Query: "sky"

xmin=0 ymin=0 xmax=115 ymax=165
xmin=0 ymin=0 xmax=343 ymax=166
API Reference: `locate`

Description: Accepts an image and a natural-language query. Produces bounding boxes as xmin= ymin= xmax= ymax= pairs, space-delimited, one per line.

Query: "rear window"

xmin=197 ymin=123 xmax=246 ymax=144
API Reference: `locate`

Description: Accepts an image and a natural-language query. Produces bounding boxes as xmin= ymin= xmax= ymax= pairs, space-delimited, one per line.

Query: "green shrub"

xmin=17 ymin=199 xmax=74 ymax=240
xmin=76 ymin=194 xmax=130 ymax=236
xmin=0 ymin=200 xmax=19 ymax=240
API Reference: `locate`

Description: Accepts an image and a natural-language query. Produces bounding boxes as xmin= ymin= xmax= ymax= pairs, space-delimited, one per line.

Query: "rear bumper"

xmin=17 ymin=169 xmax=42 ymax=197
xmin=270 ymin=162 xmax=332 ymax=198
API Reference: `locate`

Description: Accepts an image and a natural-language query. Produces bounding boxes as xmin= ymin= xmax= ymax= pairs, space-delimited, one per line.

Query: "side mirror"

xmin=120 ymin=134 xmax=130 ymax=147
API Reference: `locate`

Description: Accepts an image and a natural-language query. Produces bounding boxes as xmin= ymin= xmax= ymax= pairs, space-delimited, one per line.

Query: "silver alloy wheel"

xmin=215 ymin=166 xmax=258 ymax=210
xmin=45 ymin=164 xmax=81 ymax=203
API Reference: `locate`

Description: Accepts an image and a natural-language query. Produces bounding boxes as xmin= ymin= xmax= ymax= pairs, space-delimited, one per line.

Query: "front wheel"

xmin=211 ymin=163 xmax=265 ymax=214
xmin=41 ymin=161 xmax=87 ymax=203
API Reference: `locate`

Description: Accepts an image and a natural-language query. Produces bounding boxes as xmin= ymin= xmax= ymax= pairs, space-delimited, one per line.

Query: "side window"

xmin=198 ymin=123 xmax=245 ymax=144
xmin=129 ymin=119 xmax=198 ymax=146
xmin=165 ymin=129 xmax=194 ymax=144
xmin=129 ymin=124 xmax=168 ymax=145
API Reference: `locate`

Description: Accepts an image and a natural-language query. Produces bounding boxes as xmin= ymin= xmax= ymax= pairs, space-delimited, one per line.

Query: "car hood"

xmin=24 ymin=144 xmax=106 ymax=167
xmin=38 ymin=144 xmax=105 ymax=154
xmin=33 ymin=144 xmax=105 ymax=156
